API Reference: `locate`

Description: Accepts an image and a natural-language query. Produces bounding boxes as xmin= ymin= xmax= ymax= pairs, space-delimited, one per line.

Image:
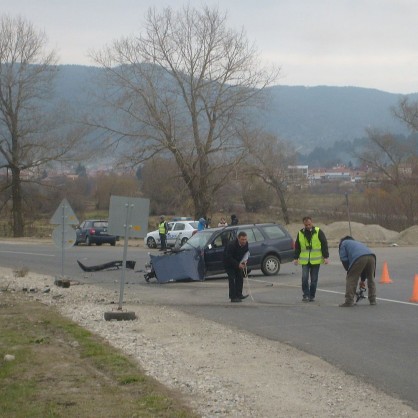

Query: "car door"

xmin=167 ymin=222 xmax=185 ymax=246
xmin=204 ymin=229 xmax=237 ymax=274
xmin=237 ymin=227 xmax=264 ymax=268
xmin=77 ymin=221 xmax=89 ymax=242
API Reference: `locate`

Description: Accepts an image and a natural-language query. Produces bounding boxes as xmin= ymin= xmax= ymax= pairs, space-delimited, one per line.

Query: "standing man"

xmin=158 ymin=216 xmax=168 ymax=251
xmin=338 ymin=236 xmax=376 ymax=307
xmin=224 ymin=231 xmax=249 ymax=303
xmin=294 ymin=216 xmax=329 ymax=302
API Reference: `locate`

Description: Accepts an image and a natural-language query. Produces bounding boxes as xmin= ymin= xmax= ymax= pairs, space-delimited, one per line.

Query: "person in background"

xmin=338 ymin=236 xmax=377 ymax=307
xmin=223 ymin=231 xmax=249 ymax=303
xmin=230 ymin=214 xmax=238 ymax=225
xmin=158 ymin=216 xmax=168 ymax=251
xmin=218 ymin=217 xmax=228 ymax=227
xmin=294 ymin=216 xmax=329 ymax=302
xmin=197 ymin=218 xmax=206 ymax=231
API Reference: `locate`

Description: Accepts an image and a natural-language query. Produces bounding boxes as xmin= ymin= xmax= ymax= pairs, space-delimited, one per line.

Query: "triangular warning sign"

xmin=50 ymin=198 xmax=79 ymax=225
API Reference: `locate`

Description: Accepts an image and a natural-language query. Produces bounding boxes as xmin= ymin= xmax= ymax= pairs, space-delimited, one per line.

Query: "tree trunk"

xmin=11 ymin=167 xmax=24 ymax=237
xmin=275 ymin=187 xmax=290 ymax=225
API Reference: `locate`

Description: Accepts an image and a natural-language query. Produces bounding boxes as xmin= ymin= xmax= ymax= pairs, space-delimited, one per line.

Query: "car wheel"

xmin=86 ymin=236 xmax=92 ymax=246
xmin=147 ymin=237 xmax=157 ymax=249
xmin=261 ymin=255 xmax=280 ymax=276
xmin=111 ymin=240 xmax=116 ymax=246
xmin=181 ymin=237 xmax=188 ymax=246
xmin=96 ymin=242 xmax=102 ymax=246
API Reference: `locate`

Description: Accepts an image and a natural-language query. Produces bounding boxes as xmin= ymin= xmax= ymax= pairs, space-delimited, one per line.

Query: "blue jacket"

xmin=197 ymin=218 xmax=206 ymax=231
xmin=339 ymin=239 xmax=375 ymax=271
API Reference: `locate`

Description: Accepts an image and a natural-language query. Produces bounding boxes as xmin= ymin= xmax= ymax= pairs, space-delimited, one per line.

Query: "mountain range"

xmin=54 ymin=65 xmax=418 ymax=155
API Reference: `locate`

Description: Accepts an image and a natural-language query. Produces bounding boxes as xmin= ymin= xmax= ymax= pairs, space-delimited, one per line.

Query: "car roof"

xmin=208 ymin=223 xmax=282 ymax=231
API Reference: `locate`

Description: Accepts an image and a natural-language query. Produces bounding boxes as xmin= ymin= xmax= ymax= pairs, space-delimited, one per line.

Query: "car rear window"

xmin=188 ymin=222 xmax=199 ymax=229
xmin=93 ymin=221 xmax=108 ymax=228
xmin=260 ymin=225 xmax=287 ymax=239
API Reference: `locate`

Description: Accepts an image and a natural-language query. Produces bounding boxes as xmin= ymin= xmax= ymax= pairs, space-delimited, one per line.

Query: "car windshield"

xmin=181 ymin=230 xmax=213 ymax=250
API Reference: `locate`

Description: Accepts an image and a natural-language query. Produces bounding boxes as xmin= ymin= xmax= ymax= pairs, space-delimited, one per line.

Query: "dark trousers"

xmin=226 ymin=268 xmax=243 ymax=300
xmin=345 ymin=255 xmax=376 ymax=304
xmin=159 ymin=233 xmax=167 ymax=250
xmin=301 ymin=263 xmax=320 ymax=299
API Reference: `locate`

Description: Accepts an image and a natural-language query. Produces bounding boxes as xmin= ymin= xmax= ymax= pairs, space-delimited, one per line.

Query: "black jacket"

xmin=294 ymin=227 xmax=329 ymax=260
xmin=223 ymin=238 xmax=249 ymax=270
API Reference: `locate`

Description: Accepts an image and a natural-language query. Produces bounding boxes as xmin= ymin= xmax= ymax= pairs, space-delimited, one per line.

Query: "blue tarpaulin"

xmin=150 ymin=249 xmax=205 ymax=283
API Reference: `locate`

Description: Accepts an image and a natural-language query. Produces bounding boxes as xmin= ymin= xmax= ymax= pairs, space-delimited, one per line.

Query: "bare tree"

xmin=91 ymin=5 xmax=278 ymax=219
xmin=242 ymin=131 xmax=296 ymax=224
xmin=393 ymin=97 xmax=418 ymax=132
xmin=358 ymin=129 xmax=418 ymax=226
xmin=0 ymin=15 xmax=87 ymax=236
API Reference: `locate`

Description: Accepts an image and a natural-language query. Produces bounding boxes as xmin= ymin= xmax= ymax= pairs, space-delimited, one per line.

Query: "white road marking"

xmin=249 ymin=279 xmax=418 ymax=306
xmin=0 ymin=250 xmax=54 ymax=257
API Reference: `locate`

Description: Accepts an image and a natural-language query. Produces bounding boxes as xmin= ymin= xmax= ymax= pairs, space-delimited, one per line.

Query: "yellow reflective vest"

xmin=297 ymin=227 xmax=324 ymax=265
xmin=159 ymin=221 xmax=167 ymax=234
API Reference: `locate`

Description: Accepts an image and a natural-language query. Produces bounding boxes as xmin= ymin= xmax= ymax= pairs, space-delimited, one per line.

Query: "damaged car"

xmin=145 ymin=223 xmax=294 ymax=283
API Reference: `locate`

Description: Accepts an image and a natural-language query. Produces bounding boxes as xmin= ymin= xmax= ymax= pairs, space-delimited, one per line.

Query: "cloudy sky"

xmin=3 ymin=0 xmax=418 ymax=94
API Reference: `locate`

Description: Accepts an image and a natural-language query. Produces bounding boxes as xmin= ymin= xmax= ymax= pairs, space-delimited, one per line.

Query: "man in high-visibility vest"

xmin=294 ymin=216 xmax=329 ymax=302
xmin=158 ymin=216 xmax=168 ymax=251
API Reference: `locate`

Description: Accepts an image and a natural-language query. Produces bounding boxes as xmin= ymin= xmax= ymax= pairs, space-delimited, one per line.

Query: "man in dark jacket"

xmin=223 ymin=231 xmax=249 ymax=303
xmin=294 ymin=216 xmax=329 ymax=302
xmin=339 ymin=236 xmax=376 ymax=307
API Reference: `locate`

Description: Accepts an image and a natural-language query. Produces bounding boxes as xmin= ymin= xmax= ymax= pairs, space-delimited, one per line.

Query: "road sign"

xmin=52 ymin=225 xmax=77 ymax=249
xmin=50 ymin=198 xmax=79 ymax=225
xmin=108 ymin=196 xmax=150 ymax=238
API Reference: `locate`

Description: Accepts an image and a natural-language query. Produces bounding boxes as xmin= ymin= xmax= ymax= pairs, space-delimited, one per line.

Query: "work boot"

xmin=339 ymin=302 xmax=354 ymax=307
xmin=369 ymin=299 xmax=377 ymax=305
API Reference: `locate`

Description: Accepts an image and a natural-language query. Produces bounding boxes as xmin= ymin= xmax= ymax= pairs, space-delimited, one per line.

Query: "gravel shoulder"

xmin=1 ymin=267 xmax=417 ymax=417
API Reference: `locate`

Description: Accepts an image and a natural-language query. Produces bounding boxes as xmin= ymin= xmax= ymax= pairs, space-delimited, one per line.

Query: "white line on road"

xmin=249 ymin=279 xmax=418 ymax=307
xmin=0 ymin=250 xmax=55 ymax=257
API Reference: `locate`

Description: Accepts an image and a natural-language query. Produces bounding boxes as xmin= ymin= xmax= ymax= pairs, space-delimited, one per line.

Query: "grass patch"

xmin=0 ymin=291 xmax=198 ymax=418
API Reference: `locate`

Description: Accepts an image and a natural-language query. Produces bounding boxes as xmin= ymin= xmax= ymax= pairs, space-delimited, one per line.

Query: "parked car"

xmin=144 ymin=220 xmax=199 ymax=249
xmin=181 ymin=223 xmax=294 ymax=276
xmin=75 ymin=220 xmax=118 ymax=246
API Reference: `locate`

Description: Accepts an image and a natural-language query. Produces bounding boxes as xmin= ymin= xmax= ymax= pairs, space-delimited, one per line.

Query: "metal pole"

xmin=345 ymin=192 xmax=352 ymax=236
xmin=118 ymin=203 xmax=133 ymax=310
xmin=61 ymin=204 xmax=65 ymax=278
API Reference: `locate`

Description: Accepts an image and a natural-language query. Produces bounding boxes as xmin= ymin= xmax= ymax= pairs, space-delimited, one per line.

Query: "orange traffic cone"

xmin=379 ymin=261 xmax=393 ymax=284
xmin=409 ymin=274 xmax=418 ymax=303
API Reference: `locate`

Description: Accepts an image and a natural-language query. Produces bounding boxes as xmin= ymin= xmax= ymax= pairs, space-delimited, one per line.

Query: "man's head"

xmin=303 ymin=216 xmax=313 ymax=230
xmin=339 ymin=235 xmax=354 ymax=250
xmin=160 ymin=215 xmax=165 ymax=220
xmin=237 ymin=231 xmax=247 ymax=246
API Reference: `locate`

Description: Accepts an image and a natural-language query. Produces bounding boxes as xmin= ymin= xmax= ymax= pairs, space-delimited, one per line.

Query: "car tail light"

xmin=89 ymin=228 xmax=96 ymax=234
xmin=291 ymin=239 xmax=295 ymax=249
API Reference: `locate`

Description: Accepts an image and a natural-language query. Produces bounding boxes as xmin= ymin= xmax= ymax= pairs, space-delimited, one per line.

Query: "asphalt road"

xmin=1 ymin=240 xmax=417 ymax=411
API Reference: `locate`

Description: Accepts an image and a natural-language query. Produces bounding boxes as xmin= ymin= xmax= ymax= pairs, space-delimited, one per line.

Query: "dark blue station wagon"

xmin=181 ymin=223 xmax=295 ymax=276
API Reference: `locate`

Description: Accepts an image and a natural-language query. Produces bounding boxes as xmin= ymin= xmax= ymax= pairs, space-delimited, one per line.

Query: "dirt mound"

xmin=323 ymin=222 xmax=400 ymax=245
xmin=287 ymin=221 xmax=401 ymax=246
xmin=396 ymin=225 xmax=418 ymax=245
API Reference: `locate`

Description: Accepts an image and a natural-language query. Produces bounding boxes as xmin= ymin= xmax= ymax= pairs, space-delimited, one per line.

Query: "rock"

xmin=4 ymin=354 xmax=15 ymax=362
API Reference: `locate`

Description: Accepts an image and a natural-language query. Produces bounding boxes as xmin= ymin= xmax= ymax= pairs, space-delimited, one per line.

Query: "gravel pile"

xmin=287 ymin=221 xmax=418 ymax=246
xmin=1 ymin=269 xmax=417 ymax=417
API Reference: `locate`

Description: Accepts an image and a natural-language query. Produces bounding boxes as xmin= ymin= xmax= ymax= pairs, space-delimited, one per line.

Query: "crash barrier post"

xmin=379 ymin=261 xmax=393 ymax=284
xmin=409 ymin=274 xmax=418 ymax=303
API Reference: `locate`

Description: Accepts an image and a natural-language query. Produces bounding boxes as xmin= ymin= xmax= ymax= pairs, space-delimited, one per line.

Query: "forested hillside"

xmin=54 ymin=65 xmax=416 ymax=156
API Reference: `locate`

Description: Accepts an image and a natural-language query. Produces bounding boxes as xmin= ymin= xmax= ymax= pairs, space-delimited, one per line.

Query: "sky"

xmin=3 ymin=0 xmax=418 ymax=94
